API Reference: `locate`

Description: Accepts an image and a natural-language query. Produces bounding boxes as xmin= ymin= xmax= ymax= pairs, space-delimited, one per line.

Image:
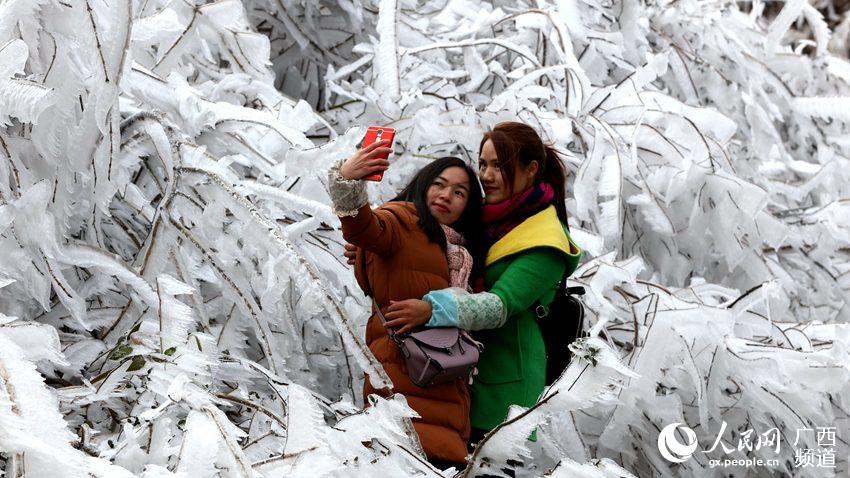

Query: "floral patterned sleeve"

xmin=423 ymin=248 xmax=566 ymax=331
xmin=423 ymin=288 xmax=507 ymax=331
xmin=327 ymin=157 xmax=368 ymax=217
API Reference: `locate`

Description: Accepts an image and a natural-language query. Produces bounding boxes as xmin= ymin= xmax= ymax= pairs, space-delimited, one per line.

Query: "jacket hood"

xmin=485 ymin=205 xmax=582 ymax=271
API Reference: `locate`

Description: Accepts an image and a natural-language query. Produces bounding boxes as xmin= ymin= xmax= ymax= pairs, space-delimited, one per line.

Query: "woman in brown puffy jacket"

xmin=328 ymin=139 xmax=484 ymax=467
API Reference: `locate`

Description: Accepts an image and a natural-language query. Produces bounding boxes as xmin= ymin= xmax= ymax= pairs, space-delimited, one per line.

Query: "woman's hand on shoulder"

xmin=383 ymin=299 xmax=433 ymax=335
xmin=339 ymin=140 xmax=392 ymax=180
xmin=343 ymin=242 xmax=357 ymax=265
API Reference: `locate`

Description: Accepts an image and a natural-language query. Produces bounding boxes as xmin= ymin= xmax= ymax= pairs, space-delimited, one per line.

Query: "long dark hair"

xmin=480 ymin=122 xmax=569 ymax=226
xmin=392 ymin=156 xmax=485 ymax=278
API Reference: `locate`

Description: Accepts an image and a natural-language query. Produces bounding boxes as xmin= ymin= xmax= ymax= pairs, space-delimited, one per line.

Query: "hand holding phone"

xmin=339 ymin=134 xmax=394 ymax=181
xmin=360 ymin=126 xmax=396 ymax=181
xmin=339 ymin=126 xmax=395 ymax=181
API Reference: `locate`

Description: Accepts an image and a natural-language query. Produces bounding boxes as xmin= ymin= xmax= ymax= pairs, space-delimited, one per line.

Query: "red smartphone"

xmin=361 ymin=126 xmax=395 ymax=181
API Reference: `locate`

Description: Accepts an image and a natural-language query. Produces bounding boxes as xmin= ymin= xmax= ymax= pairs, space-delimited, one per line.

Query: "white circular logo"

xmin=657 ymin=422 xmax=698 ymax=463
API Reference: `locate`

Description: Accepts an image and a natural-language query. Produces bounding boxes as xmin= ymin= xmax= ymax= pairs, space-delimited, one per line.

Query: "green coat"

xmin=470 ymin=206 xmax=582 ymax=431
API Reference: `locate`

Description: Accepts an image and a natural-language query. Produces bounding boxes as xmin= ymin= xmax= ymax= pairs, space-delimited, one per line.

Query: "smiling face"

xmin=478 ymin=139 xmax=538 ymax=204
xmin=426 ymin=166 xmax=471 ymax=225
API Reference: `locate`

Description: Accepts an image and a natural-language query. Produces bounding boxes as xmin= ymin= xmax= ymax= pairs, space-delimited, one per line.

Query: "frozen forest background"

xmin=1 ymin=0 xmax=849 ymax=476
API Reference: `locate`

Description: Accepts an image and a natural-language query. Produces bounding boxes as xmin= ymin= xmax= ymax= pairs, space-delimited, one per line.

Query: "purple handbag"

xmin=374 ymin=299 xmax=481 ymax=387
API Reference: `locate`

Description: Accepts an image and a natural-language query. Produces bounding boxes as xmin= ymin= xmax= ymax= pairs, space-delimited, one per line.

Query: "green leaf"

xmin=90 ymin=365 xmax=118 ymax=384
xmin=110 ymin=345 xmax=133 ymax=360
xmin=127 ymin=355 xmax=146 ymax=372
xmin=164 ymin=346 xmax=177 ymax=356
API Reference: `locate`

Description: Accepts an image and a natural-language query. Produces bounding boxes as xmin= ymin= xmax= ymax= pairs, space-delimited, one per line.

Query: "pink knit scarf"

xmin=441 ymin=225 xmax=473 ymax=291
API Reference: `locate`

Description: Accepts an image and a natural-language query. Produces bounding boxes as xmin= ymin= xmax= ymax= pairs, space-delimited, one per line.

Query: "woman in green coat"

xmin=382 ymin=122 xmax=582 ymax=441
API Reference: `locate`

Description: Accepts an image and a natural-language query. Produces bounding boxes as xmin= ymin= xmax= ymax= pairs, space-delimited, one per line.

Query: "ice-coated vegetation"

xmin=0 ymin=0 xmax=848 ymax=476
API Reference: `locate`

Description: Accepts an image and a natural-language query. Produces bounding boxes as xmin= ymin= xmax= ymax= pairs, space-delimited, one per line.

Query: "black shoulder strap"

xmin=533 ymin=259 xmax=584 ymax=318
xmin=559 ymin=215 xmax=583 ymax=295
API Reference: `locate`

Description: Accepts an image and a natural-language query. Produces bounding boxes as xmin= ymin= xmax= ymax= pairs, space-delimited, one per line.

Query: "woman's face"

xmin=426 ymin=166 xmax=471 ymax=225
xmin=478 ymin=139 xmax=537 ymax=204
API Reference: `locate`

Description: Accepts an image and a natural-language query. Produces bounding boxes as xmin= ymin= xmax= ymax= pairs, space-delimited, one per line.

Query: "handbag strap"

xmin=372 ymin=297 xmax=404 ymax=344
xmin=358 ymin=246 xmax=404 ymax=342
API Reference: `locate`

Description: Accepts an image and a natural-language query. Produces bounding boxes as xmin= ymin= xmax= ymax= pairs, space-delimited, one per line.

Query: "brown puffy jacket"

xmin=341 ymin=201 xmax=470 ymax=464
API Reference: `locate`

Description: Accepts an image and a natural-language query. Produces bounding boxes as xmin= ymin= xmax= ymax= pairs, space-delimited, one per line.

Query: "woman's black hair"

xmin=392 ymin=156 xmax=486 ymax=279
xmin=481 ymin=122 xmax=569 ymax=226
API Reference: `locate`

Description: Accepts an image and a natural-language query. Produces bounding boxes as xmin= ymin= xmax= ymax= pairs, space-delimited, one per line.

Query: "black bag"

xmin=534 ymin=275 xmax=585 ymax=385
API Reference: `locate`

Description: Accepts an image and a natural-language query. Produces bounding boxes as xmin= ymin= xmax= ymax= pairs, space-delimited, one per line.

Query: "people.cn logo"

xmin=658 ymin=422 xmax=699 ymax=463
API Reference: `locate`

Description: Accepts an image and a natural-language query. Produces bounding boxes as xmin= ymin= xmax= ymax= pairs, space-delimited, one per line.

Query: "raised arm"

xmin=328 ymin=140 xmax=404 ymax=255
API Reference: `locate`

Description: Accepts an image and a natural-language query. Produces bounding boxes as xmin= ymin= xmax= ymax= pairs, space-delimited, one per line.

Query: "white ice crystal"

xmin=0 ymin=0 xmax=848 ymax=477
